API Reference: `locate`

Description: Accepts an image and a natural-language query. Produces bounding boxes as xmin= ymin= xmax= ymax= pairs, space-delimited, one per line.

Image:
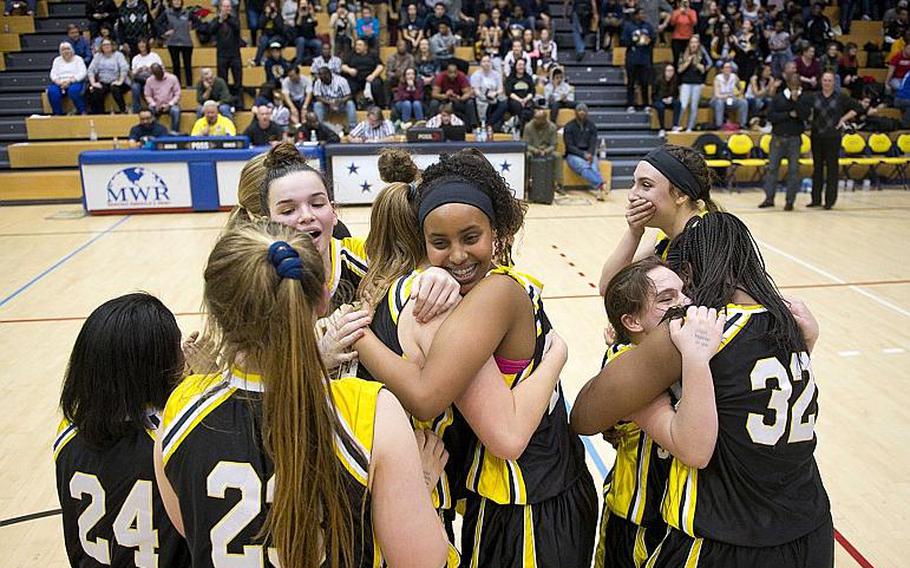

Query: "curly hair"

xmin=378 ymin=147 xmax=420 ymax=184
xmin=663 ymin=144 xmax=719 ymax=213
xmin=417 ymin=148 xmax=527 ymax=266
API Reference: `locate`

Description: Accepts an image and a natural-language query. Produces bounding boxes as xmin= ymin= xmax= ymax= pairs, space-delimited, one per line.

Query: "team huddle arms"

xmin=54 ymin=143 xmax=831 ymax=568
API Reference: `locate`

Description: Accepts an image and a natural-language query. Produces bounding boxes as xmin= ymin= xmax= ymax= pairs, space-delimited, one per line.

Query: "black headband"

xmin=642 ymin=146 xmax=704 ymax=201
xmin=417 ymin=180 xmax=496 ymax=226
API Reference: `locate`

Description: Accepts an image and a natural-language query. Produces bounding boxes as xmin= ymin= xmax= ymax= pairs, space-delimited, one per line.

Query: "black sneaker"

xmin=784 ymin=203 xmax=794 ymax=211
xmin=806 ymin=202 xmax=822 ymax=208
xmin=758 ymin=201 xmax=774 ymax=208
xmin=823 ymin=204 xmax=834 ymax=210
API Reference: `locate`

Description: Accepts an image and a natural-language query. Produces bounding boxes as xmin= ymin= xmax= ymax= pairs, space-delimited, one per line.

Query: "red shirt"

xmin=670 ymin=8 xmax=697 ymax=40
xmin=435 ymin=70 xmax=470 ymax=94
xmin=890 ymin=51 xmax=910 ymax=79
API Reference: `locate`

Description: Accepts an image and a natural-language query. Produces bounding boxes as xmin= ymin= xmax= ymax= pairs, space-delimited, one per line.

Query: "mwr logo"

xmin=106 ymin=167 xmax=171 ymax=206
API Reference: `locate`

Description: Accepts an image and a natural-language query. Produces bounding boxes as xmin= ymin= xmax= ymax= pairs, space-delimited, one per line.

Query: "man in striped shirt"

xmin=349 ymin=106 xmax=396 ymax=143
xmin=313 ymin=66 xmax=358 ymax=131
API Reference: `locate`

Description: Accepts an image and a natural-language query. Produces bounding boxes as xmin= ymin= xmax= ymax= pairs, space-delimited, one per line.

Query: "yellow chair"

xmin=694 ymin=133 xmax=734 ymax=191
xmin=758 ymin=133 xmax=812 ymax=166
xmin=839 ymin=133 xmax=869 ymax=183
xmin=873 ymin=133 xmax=910 ymax=189
xmin=728 ymin=133 xmax=767 ymax=185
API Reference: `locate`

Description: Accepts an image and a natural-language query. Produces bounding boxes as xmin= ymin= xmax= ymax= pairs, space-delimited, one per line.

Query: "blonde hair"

xmin=225 ymin=153 xmax=268 ymax=228
xmin=202 ymin=220 xmax=353 ymax=568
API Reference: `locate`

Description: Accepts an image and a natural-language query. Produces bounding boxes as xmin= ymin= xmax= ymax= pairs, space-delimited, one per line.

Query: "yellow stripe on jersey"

xmin=53 ymin=418 xmax=78 ymax=461
xmin=161 ymin=373 xmax=236 ymax=466
xmin=653 ymin=210 xmax=708 ymax=260
xmin=633 ymin=525 xmax=649 ymax=568
xmin=329 ymin=236 xmax=369 ymax=297
xmin=630 ymin=435 xmax=654 ymax=525
xmin=718 ymin=304 xmax=766 ymax=352
xmin=387 ymin=269 xmax=422 ymax=326
xmin=523 ymin=504 xmax=538 ymax=568
xmin=684 ymin=538 xmax=704 ymax=568
xmin=330 ymin=377 xmax=382 ymax=488
xmin=662 ymin=457 xmax=699 ymax=536
xmin=469 ymin=499 xmax=487 ymax=568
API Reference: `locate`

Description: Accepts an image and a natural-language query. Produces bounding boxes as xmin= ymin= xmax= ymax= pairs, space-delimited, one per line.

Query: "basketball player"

xmin=55 ymin=293 xmax=191 ymax=567
xmin=574 ymin=212 xmax=832 ymax=567
xmin=154 ymin=220 xmax=455 ymax=567
xmin=354 ymin=149 xmax=598 ymax=567
xmin=598 ymin=145 xmax=718 ymax=296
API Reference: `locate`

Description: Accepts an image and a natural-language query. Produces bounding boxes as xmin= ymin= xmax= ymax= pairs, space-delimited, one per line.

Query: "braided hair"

xmin=666 ymin=212 xmax=805 ymax=354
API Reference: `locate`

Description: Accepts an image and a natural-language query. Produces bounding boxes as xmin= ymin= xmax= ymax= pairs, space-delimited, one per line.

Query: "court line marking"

xmin=0 ymin=216 xmax=131 ymax=310
xmin=756 ymin=239 xmax=910 ymax=319
xmin=0 ymin=508 xmax=61 ymax=528
xmin=834 ymin=528 xmax=876 ymax=568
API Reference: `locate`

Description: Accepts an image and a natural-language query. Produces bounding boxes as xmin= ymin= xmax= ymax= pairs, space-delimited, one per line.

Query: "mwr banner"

xmin=82 ymin=162 xmax=192 ymax=211
xmin=326 ymin=142 xmax=527 ymax=204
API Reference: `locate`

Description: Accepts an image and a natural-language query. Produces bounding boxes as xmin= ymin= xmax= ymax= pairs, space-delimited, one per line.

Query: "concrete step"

xmin=574 ymin=86 xmax=628 ymax=105
xmin=0 ymin=70 xmax=50 ymax=90
xmin=19 ymin=32 xmax=71 ymax=50
xmin=4 ymin=50 xmax=56 ymax=69
xmin=0 ymin=117 xmax=27 ymax=137
xmin=0 ymin=93 xmax=43 ymax=115
xmin=48 ymin=2 xmax=86 ymax=17
xmin=36 ymin=17 xmax=88 ymax=32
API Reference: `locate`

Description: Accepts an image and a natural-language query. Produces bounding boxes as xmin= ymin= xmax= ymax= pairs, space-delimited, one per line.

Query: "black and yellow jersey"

xmin=464 ymin=265 xmax=589 ymax=505
xmin=329 ymin=236 xmax=369 ymax=306
xmin=601 ymin=343 xmax=673 ymax=528
xmin=654 ymin=210 xmax=707 ymax=261
xmin=660 ymin=305 xmax=830 ymax=547
xmin=365 ymin=268 xmax=475 ymax=512
xmin=54 ymin=415 xmax=191 ymax=568
xmin=160 ymin=369 xmax=384 ymax=567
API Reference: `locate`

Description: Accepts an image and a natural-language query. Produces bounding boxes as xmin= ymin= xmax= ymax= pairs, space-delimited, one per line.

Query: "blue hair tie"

xmin=268 ymin=241 xmax=304 ymax=281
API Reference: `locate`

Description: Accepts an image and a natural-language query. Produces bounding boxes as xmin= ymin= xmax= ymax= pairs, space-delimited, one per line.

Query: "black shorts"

xmin=460 ymin=471 xmax=598 ymax=568
xmin=594 ymin=509 xmax=665 ymax=568
xmin=645 ymin=515 xmax=834 ymax=568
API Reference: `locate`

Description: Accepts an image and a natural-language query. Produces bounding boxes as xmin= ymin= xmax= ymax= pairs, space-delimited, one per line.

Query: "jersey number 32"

xmin=746 ymin=352 xmax=817 ymax=446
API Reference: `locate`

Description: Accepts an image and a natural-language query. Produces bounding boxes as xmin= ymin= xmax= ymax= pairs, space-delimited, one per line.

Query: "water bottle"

xmin=479 ymin=120 xmax=487 ymax=142
xmin=310 ymin=129 xmax=317 ymax=143
xmin=800 ymin=178 xmax=811 ymax=193
xmin=861 ymin=179 xmax=871 ymax=191
xmin=89 ymin=119 xmax=98 ymax=141
xmin=512 ymin=125 xmax=520 ymax=141
xmin=598 ymin=139 xmax=607 ymax=160
xmin=112 ymin=136 xmax=119 ymax=149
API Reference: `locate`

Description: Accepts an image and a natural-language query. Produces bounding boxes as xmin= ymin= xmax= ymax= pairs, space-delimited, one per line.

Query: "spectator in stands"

xmin=544 ymin=67 xmax=575 ymax=123
xmin=599 ymin=0 xmax=623 ymax=51
xmin=429 ymin=20 xmax=460 ymax=68
xmin=342 ymin=38 xmax=386 ymax=106
xmin=158 ymin=0 xmax=196 ymax=87
xmin=805 ymin=70 xmax=861 ymax=210
xmin=270 ymin=88 xmax=298 ymax=130
xmin=893 ymin=74 xmax=910 ymax=128
xmin=795 ymin=43 xmax=820 ymax=90
xmin=65 ymin=24 xmax=92 ymax=67
xmin=387 ymin=39 xmax=416 ymax=90
xmin=759 ymin=74 xmax=809 ymax=211
xmin=144 ymin=63 xmax=182 ymax=131
xmin=677 ymin=34 xmax=710 ymax=131
xmin=86 ymin=0 xmax=118 ymax=38
xmin=638 ymin=0 xmax=672 ymax=33
xmin=400 ymin=3 xmax=426 ymax=51
xmin=349 ymin=106 xmax=396 ymax=142
xmin=255 ymin=0 xmax=285 ymax=65
xmin=527 ymin=0 xmax=552 ymax=31
xmin=507 ymin=3 xmax=531 ymax=42
xmin=311 ymin=42 xmax=343 ymax=75
xmin=48 ymin=42 xmax=88 ymax=115
xmin=746 ymin=63 xmax=776 ymax=119
xmin=521 ymin=29 xmax=539 ymax=71
xmin=505 ymin=58 xmax=535 ymax=130
xmin=669 ymin=0 xmax=697 ymax=65
xmin=819 ymin=42 xmax=840 ymax=83
xmin=470 ymin=54 xmax=508 ymax=129
xmin=535 ymin=28 xmax=558 ymax=73
xmin=839 ymin=42 xmax=862 ymax=98
xmin=330 ymin=1 xmax=356 ymax=59
xmin=885 ymin=5 xmax=910 ymax=54
xmin=91 ymin=25 xmax=113 ymax=55
xmin=735 ymin=19 xmax=760 ymax=82
xmin=116 ymin=0 xmax=153 ymax=57
xmin=652 ymin=63 xmax=680 ymax=136
xmin=425 ymin=101 xmax=464 ymax=126
xmin=430 ymin=61 xmax=478 ymax=126
xmin=523 ymin=104 xmax=562 ymax=190
xmin=415 ymin=38 xmax=440 ymax=93
xmin=564 ymin=103 xmax=608 ymax=199
xmin=567 ymin=0 xmax=597 ymax=61
xmin=313 ymin=66 xmax=358 ymax=130
xmin=502 ymin=39 xmax=532 ymax=77
xmin=478 ymin=6 xmax=506 ymax=59
xmin=766 ymin=18 xmax=792 ymax=78
xmin=130 ymin=38 xmax=163 ymax=114
xmin=394 ymin=67 xmax=425 ymax=122
xmin=355 ymin=4 xmax=379 ymax=49
xmin=87 ymin=39 xmax=130 ymax=114
xmin=710 ymin=21 xmax=737 ymax=70
xmin=424 ymin=2 xmax=453 ymax=37
xmin=129 ymin=108 xmax=170 ymax=142
xmin=196 ymin=68 xmax=234 ymax=117
xmin=243 ymin=0 xmax=261 ymax=46
xmin=711 ymin=61 xmax=748 ymax=128
xmin=886 ymin=42 xmax=910 ymax=94
xmin=448 ymin=0 xmax=477 ymax=42
xmin=281 ymin=0 xmax=297 ymax=40
xmin=191 ymin=99 xmax=237 ymax=135
xmin=294 ymin=110 xmax=342 ymax=143
xmin=622 ymin=8 xmax=655 ymax=112
xmin=282 ymin=65 xmax=313 ymax=114
xmin=264 ymin=41 xmax=293 ymax=85
xmin=244 ymin=104 xmax=285 ymax=145
xmin=210 ymin=0 xmax=243 ymax=104
xmin=805 ymin=2 xmax=833 ymax=51
xmin=293 ymin=0 xmax=322 ymax=65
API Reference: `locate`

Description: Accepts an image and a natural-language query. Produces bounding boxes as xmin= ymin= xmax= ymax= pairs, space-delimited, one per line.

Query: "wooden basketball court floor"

xmin=1 ymin=188 xmax=907 ymax=567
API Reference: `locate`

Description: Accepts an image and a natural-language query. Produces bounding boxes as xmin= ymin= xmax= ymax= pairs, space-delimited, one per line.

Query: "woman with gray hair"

xmin=87 ymin=38 xmax=130 ymax=113
xmin=48 ymin=42 xmax=88 ymax=115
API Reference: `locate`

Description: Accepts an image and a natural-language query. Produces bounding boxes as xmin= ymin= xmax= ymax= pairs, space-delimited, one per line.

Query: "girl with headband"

xmin=354 ymin=148 xmax=598 ymax=567
xmin=597 ymin=144 xmax=718 ymax=296
xmin=573 ymin=212 xmax=831 ymax=568
xmin=155 ymin=220 xmax=456 ymax=568
xmin=356 ymin=148 xmax=573 ymax=549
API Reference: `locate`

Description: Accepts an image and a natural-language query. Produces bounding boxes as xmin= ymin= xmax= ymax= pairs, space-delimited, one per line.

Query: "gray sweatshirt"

xmin=88 ymin=51 xmax=129 ymax=84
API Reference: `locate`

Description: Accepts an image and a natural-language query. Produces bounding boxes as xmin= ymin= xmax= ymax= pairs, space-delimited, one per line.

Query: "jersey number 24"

xmin=746 ymin=352 xmax=817 ymax=446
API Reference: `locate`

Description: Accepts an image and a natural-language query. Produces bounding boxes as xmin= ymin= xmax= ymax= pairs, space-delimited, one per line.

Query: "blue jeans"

xmin=47 ymin=81 xmax=85 ymax=114
xmin=295 ymin=36 xmax=323 ymax=65
xmin=653 ymin=98 xmax=681 ymax=130
xmin=255 ymin=34 xmax=281 ymax=65
xmin=770 ymin=50 xmax=792 ymax=78
xmin=711 ymin=97 xmax=748 ymax=127
xmin=679 ymin=83 xmax=702 ymax=130
xmin=395 ymin=100 xmax=424 ymax=122
xmin=571 ymin=11 xmax=587 ymax=56
xmin=246 ymin=5 xmax=260 ymax=36
xmin=130 ymin=78 xmax=147 ymax=113
xmin=314 ymin=99 xmax=357 ymax=129
xmin=763 ymin=134 xmax=802 ymax=205
xmin=566 ymin=153 xmax=603 ymax=189
xmin=152 ymin=104 xmax=182 ymax=131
